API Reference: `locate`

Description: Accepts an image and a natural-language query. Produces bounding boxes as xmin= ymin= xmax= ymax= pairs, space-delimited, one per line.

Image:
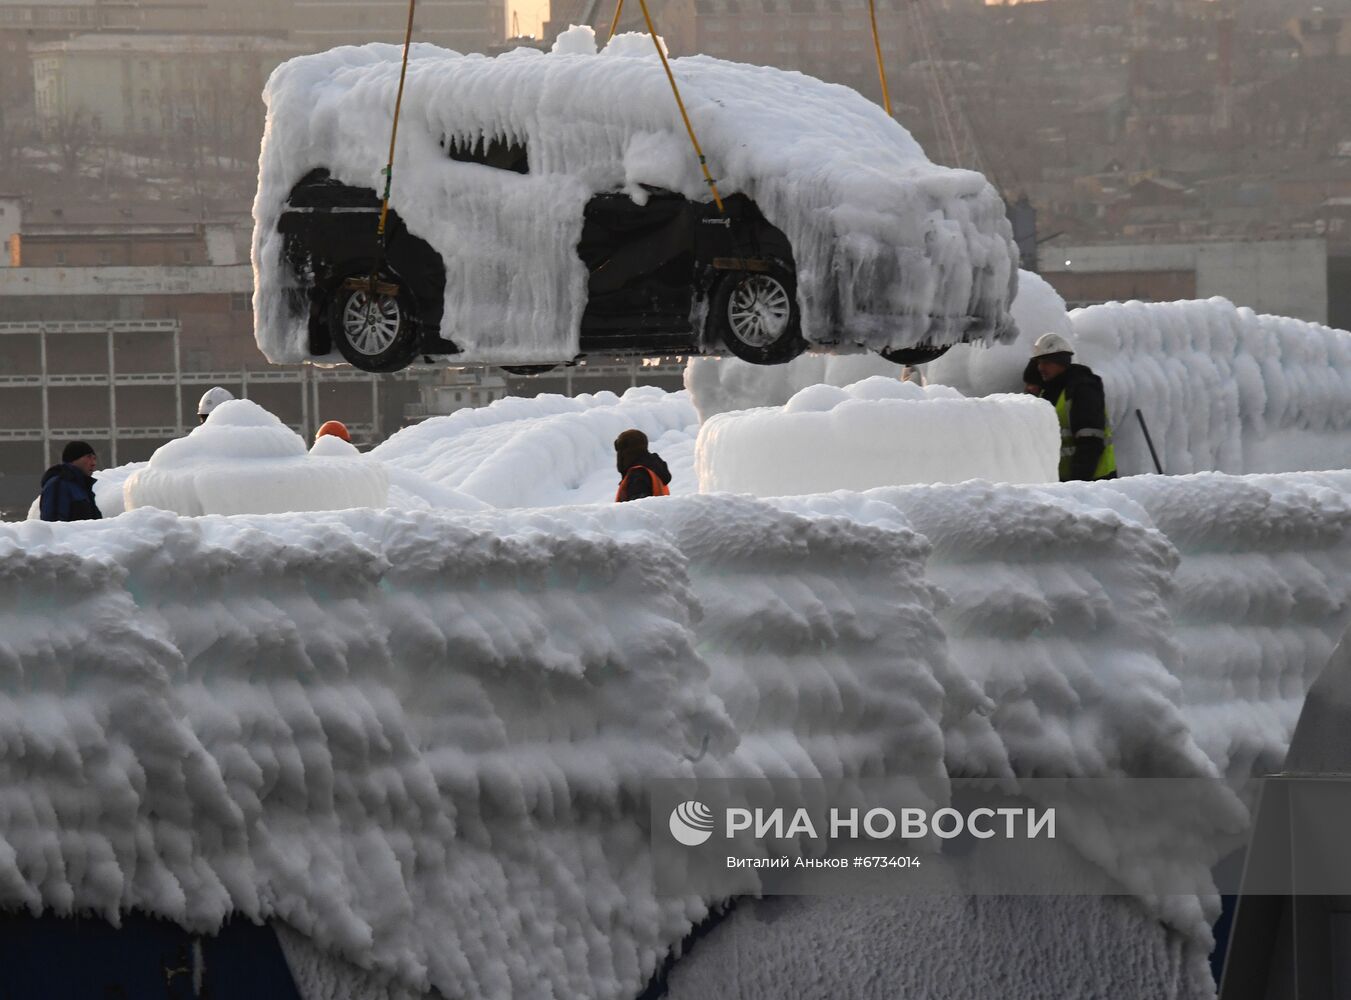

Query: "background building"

xmin=31 ymin=34 xmax=298 ymax=157
xmin=1 ymin=0 xmax=1347 ymax=511
xmin=291 ymin=0 xmax=506 ymax=53
xmin=0 ymin=266 xmax=420 ymax=517
xmin=1041 ymin=237 xmax=1329 ymax=322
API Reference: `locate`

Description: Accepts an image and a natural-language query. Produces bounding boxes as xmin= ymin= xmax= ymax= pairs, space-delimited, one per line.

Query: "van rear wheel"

xmin=328 ymin=263 xmax=422 ymax=372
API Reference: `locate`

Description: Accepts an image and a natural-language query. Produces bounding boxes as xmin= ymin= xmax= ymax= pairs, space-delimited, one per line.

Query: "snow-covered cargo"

xmin=123 ymin=399 xmax=390 ymax=515
xmin=926 ymin=291 xmax=1351 ymax=478
xmin=694 ymin=377 xmax=1060 ymax=495
xmin=7 ymin=471 xmax=1351 ymax=996
xmin=1074 ymin=299 xmax=1351 ymax=476
xmin=252 ymin=33 xmax=1018 ymax=372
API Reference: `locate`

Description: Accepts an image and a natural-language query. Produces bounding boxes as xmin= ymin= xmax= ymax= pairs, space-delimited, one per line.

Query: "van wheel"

xmin=709 ymin=264 xmax=805 ymax=365
xmin=328 ymin=263 xmax=422 ymax=372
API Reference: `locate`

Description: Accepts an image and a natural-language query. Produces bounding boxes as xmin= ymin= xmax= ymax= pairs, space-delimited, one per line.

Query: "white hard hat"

xmin=1030 ymin=332 xmax=1075 ymax=359
xmin=197 ymin=386 xmax=235 ymax=417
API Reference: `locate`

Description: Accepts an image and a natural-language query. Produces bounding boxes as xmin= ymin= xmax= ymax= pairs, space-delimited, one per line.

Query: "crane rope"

xmin=376 ymin=0 xmax=418 ymax=247
xmin=632 ymin=0 xmax=726 ymax=213
xmin=868 ymin=0 xmax=894 ymax=117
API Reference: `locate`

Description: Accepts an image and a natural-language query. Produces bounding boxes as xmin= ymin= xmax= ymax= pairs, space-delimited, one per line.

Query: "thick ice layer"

xmin=684 ymin=350 xmax=902 ymax=423
xmin=927 ymin=293 xmax=1351 ymax=477
xmin=1073 ymin=300 xmax=1351 ymax=476
xmin=10 ymin=471 xmax=1350 ymax=996
xmin=253 ymin=36 xmax=1016 ymax=364
xmin=663 ymin=895 xmax=1215 ymax=1000
xmin=373 ymin=385 xmax=698 ymax=507
xmin=925 ymin=269 xmax=1075 ymax=397
xmin=696 ymin=377 xmax=1060 ymax=495
xmin=124 ymin=400 xmax=389 ymax=515
xmin=0 ymin=497 xmax=964 ymax=998
xmin=12 ymin=389 xmax=1351 ymax=1000
xmin=1107 ymin=471 xmax=1351 ymax=782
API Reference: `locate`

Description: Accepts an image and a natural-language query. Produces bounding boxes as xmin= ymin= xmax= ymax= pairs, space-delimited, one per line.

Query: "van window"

xmin=441 ymin=133 xmax=529 ymax=174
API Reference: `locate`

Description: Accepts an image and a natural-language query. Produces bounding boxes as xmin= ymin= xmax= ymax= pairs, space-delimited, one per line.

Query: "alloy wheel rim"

xmin=727 ymin=275 xmax=791 ymax=347
xmin=342 ymin=288 xmax=401 ymax=356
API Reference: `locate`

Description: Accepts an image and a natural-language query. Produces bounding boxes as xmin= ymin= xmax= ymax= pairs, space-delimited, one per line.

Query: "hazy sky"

xmin=512 ymin=0 xmax=550 ymax=37
xmin=509 ymin=0 xmax=1045 ymax=38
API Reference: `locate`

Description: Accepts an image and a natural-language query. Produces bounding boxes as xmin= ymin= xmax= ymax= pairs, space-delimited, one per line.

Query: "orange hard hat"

xmin=315 ymin=420 xmax=351 ymax=443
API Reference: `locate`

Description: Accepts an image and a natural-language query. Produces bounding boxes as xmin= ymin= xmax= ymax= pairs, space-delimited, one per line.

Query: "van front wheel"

xmin=709 ymin=265 xmax=805 ymax=365
xmin=328 ymin=264 xmax=422 ymax=372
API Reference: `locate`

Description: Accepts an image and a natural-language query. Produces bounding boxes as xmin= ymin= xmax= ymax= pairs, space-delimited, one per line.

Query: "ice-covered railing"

xmin=5 ymin=471 xmax=1351 ymax=997
xmin=253 ymin=37 xmax=1016 ymax=364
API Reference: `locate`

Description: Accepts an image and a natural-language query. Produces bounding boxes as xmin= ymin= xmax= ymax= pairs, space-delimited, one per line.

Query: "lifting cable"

xmin=377 ymin=0 xmax=419 ymax=250
xmin=868 ymin=0 xmax=894 ymax=117
xmin=607 ymin=0 xmax=725 ymax=214
xmin=634 ymin=0 xmax=725 ymax=213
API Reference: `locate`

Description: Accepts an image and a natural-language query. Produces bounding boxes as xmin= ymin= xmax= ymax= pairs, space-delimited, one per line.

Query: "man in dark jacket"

xmin=614 ymin=428 xmax=672 ymax=502
xmin=1031 ymin=333 xmax=1117 ymax=482
xmin=39 ymin=441 xmax=103 ymax=522
xmin=1022 ymin=358 xmax=1044 ymax=397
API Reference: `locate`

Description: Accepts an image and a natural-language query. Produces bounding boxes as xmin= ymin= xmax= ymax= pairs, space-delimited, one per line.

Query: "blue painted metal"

xmin=0 ymin=910 xmax=302 ymax=999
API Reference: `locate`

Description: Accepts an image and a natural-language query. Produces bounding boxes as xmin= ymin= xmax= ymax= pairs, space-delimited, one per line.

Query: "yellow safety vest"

xmin=1053 ymin=390 xmax=1116 ymax=481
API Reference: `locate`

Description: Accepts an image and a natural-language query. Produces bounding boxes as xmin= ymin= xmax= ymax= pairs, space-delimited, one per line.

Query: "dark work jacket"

xmin=616 ymin=452 xmax=672 ymax=502
xmin=39 ymin=464 xmax=103 ymax=522
xmin=1022 ymin=358 xmax=1044 ymax=393
xmin=1040 ymin=363 xmax=1111 ymax=482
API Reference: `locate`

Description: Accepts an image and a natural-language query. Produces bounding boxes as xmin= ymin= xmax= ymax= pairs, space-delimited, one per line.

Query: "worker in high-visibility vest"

xmin=1030 ymin=333 xmax=1117 ymax=482
xmin=614 ymin=428 xmax=672 ymax=502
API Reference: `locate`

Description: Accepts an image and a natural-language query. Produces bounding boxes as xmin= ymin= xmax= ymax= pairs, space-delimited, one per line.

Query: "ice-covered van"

xmin=252 ymin=29 xmax=1019 ymax=373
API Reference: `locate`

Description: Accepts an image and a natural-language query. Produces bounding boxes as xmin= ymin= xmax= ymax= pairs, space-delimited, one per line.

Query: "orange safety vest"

xmin=616 ymin=465 xmax=670 ymax=502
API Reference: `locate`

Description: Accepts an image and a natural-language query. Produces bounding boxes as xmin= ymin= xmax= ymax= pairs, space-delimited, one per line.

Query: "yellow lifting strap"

xmin=868 ymin=0 xmax=893 ymax=117
xmin=634 ymin=0 xmax=726 ymax=213
xmin=377 ymin=0 xmax=419 ymax=244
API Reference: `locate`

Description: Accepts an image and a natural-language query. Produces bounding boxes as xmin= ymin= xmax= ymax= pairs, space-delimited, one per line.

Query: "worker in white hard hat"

xmin=196 ymin=386 xmax=234 ymax=424
xmin=1030 ymin=332 xmax=1116 ymax=482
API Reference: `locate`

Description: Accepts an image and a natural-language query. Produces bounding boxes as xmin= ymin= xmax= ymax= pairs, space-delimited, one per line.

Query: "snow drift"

xmin=124 ymin=400 xmax=389 ymax=515
xmin=373 ymin=385 xmax=698 ymax=508
xmin=695 ymin=377 xmax=1060 ymax=495
xmin=253 ymin=34 xmax=1017 ymax=365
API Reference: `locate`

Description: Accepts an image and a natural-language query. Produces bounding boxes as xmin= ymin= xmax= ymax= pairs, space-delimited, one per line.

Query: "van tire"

xmin=327 ymin=262 xmax=422 ymax=373
xmin=709 ymin=264 xmax=805 ymax=365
